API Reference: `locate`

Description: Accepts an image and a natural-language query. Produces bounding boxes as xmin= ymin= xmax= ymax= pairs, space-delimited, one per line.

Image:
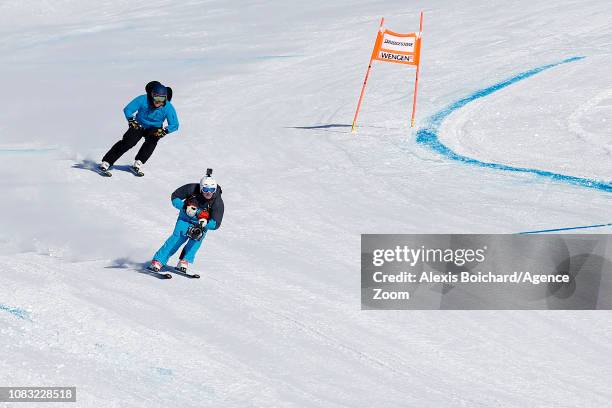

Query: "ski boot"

xmin=147 ymin=260 xmax=171 ymax=278
xmin=131 ymin=160 xmax=144 ymax=177
xmin=148 ymin=260 xmax=162 ymax=272
xmin=174 ymin=260 xmax=200 ymax=278
xmin=98 ymin=161 xmax=112 ymax=177
xmin=175 ymin=259 xmax=189 ymax=273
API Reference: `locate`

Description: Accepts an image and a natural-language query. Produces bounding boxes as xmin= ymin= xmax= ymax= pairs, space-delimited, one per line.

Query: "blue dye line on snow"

xmin=415 ymin=56 xmax=612 ymax=193
xmin=0 ymin=303 xmax=32 ymax=321
xmin=0 ymin=147 xmax=57 ymax=155
xmin=153 ymin=367 xmax=174 ymax=376
xmin=518 ymin=223 xmax=612 ymax=234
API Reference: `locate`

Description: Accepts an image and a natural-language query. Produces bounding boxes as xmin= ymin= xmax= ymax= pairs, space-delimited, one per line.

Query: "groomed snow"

xmin=1 ymin=1 xmax=611 ymax=406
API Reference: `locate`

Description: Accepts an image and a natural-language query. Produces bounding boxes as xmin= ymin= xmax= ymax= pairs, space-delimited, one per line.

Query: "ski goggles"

xmin=152 ymin=94 xmax=167 ymax=103
xmin=201 ymin=186 xmax=216 ymax=193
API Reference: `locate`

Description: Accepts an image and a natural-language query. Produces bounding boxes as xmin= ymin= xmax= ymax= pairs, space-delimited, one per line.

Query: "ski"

xmin=130 ymin=166 xmax=144 ymax=177
xmin=173 ymin=267 xmax=200 ymax=279
xmin=146 ymin=266 xmax=172 ymax=279
xmin=97 ymin=167 xmax=112 ymax=177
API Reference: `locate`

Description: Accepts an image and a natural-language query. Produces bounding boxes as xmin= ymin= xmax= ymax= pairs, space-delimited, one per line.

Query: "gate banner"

xmin=373 ymin=29 xmax=421 ymax=66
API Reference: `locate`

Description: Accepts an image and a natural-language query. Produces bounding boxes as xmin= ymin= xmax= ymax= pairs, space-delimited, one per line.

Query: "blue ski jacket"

xmin=123 ymin=95 xmax=179 ymax=133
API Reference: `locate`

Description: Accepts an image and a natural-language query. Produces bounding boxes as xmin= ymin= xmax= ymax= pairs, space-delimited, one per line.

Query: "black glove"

xmin=128 ymin=118 xmax=141 ymax=129
xmin=148 ymin=127 xmax=168 ymax=138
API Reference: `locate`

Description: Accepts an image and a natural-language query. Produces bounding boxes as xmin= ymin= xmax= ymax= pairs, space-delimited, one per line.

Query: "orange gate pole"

xmin=410 ymin=11 xmax=423 ymax=128
xmin=351 ymin=17 xmax=384 ymax=133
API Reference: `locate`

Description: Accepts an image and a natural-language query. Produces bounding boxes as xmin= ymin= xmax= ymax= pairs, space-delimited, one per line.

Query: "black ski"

xmin=130 ymin=166 xmax=144 ymax=177
xmin=146 ymin=266 xmax=172 ymax=279
xmin=97 ymin=168 xmax=112 ymax=177
xmin=173 ymin=267 xmax=200 ymax=279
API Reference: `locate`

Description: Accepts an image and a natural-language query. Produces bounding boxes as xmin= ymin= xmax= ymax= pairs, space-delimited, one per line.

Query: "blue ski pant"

xmin=153 ymin=215 xmax=205 ymax=265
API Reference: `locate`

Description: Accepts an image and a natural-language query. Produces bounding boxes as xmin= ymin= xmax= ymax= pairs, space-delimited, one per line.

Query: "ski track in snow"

xmin=568 ymin=87 xmax=612 ymax=155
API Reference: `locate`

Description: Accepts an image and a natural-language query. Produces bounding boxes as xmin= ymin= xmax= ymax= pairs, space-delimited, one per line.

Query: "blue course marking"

xmin=415 ymin=56 xmax=612 ymax=193
xmin=0 ymin=303 xmax=32 ymax=321
xmin=518 ymin=223 xmax=612 ymax=234
xmin=153 ymin=367 xmax=174 ymax=376
xmin=0 ymin=147 xmax=56 ymax=155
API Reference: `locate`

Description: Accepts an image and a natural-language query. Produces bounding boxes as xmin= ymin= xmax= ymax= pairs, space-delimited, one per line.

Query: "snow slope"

xmin=1 ymin=0 xmax=611 ymax=407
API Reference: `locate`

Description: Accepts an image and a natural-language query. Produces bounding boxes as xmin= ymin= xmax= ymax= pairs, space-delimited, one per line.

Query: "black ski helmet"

xmin=145 ymin=81 xmax=173 ymax=106
xmin=150 ymin=82 xmax=167 ymax=97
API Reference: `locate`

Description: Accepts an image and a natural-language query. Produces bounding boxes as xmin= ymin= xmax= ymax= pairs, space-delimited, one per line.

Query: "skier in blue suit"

xmin=99 ymin=81 xmax=179 ymax=176
xmin=149 ymin=171 xmax=224 ymax=273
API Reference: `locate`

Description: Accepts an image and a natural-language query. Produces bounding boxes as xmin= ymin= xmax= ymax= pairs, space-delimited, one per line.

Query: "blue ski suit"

xmin=153 ymin=183 xmax=224 ymax=265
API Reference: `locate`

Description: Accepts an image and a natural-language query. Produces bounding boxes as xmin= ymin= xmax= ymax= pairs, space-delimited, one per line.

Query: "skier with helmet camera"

xmin=149 ymin=169 xmax=224 ymax=274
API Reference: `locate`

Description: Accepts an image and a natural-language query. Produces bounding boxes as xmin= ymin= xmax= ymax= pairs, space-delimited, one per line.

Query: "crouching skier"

xmin=148 ymin=169 xmax=224 ymax=277
xmin=98 ymin=81 xmax=179 ymax=177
